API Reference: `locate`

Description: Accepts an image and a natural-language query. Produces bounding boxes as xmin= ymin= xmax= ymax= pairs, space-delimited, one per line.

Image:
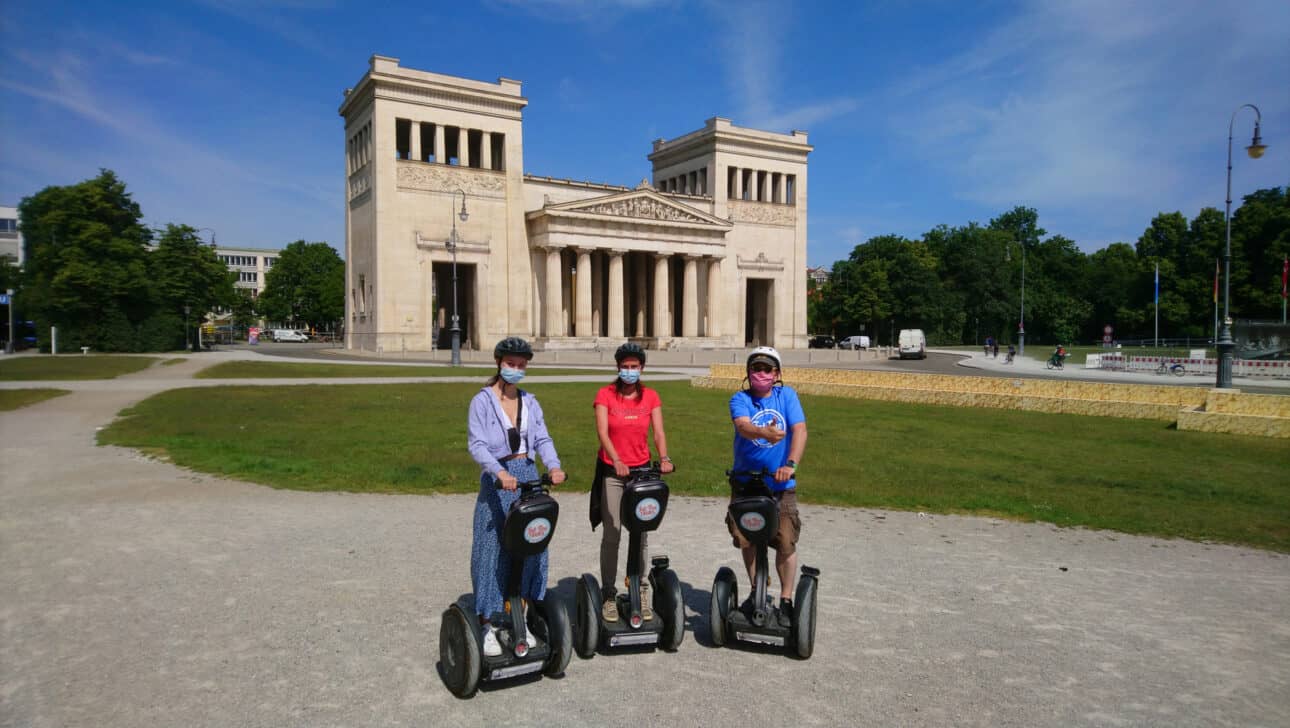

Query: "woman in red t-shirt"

xmin=592 ymin=342 xmax=674 ymax=623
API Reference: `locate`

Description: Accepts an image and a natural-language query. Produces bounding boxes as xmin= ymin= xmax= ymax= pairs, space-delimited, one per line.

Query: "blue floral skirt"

xmin=471 ymin=458 xmax=548 ymax=619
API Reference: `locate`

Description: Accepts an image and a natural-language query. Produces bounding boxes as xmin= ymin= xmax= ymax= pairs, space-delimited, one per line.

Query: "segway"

xmin=574 ymin=464 xmax=685 ymax=656
xmin=709 ymin=470 xmax=820 ymax=659
xmin=439 ymin=474 xmax=573 ymax=698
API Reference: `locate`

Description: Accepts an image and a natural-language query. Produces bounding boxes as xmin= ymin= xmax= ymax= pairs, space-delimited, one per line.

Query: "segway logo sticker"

xmin=635 ymin=497 xmax=661 ymax=521
xmin=524 ymin=518 xmax=551 ymax=543
xmin=748 ymin=408 xmax=786 ymax=449
xmin=739 ymin=512 xmax=767 ymax=531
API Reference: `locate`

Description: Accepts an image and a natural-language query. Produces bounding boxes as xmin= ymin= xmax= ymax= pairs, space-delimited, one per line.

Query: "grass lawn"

xmin=194 ymin=361 xmax=607 ymax=379
xmin=0 ymin=355 xmax=159 ymax=381
xmin=0 ymin=388 xmax=70 ymax=410
xmin=98 ymin=380 xmax=1290 ymax=551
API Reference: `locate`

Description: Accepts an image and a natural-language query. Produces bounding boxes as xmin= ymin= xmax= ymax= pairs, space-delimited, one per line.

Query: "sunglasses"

xmin=749 ymin=363 xmax=777 ymax=374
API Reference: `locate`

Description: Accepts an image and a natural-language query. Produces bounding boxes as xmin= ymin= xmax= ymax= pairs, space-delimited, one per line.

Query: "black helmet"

xmin=493 ymin=336 xmax=533 ymax=360
xmin=614 ymin=342 xmax=646 ymax=366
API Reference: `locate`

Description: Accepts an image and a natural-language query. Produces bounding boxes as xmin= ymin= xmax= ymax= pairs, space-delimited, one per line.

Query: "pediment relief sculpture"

xmin=572 ymin=196 xmax=713 ymax=224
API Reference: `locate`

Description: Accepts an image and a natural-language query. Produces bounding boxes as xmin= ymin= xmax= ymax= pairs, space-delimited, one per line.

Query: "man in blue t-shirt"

xmin=727 ymin=346 xmax=808 ymax=626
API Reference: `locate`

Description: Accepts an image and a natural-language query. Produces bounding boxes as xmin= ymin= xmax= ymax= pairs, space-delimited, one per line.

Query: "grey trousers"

xmin=600 ymin=472 xmax=648 ymax=592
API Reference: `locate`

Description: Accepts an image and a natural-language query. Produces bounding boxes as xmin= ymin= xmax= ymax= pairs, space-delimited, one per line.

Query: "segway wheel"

xmin=574 ymin=574 xmax=601 ymax=659
xmin=656 ymin=568 xmax=685 ymax=651
xmin=538 ymin=597 xmax=573 ymax=677
xmin=710 ymin=567 xmax=737 ymax=648
xmin=439 ymin=604 xmax=482 ymax=698
xmin=792 ymin=575 xmax=818 ymax=660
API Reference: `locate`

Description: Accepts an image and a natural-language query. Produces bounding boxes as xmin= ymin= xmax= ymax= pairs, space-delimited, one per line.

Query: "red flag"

xmin=1214 ymin=260 xmax=1220 ymax=304
xmin=1283 ymin=256 xmax=1288 ymax=299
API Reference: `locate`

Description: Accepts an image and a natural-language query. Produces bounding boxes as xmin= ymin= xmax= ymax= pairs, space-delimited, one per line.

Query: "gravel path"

xmin=2 ymin=354 xmax=1287 ymax=727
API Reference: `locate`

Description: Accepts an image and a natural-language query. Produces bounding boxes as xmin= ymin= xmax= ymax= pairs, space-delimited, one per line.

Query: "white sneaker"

xmin=481 ymin=625 xmax=502 ymax=657
xmin=521 ymin=608 xmax=537 ymax=648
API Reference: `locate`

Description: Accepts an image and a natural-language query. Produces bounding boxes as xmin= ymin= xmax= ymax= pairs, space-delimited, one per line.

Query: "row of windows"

xmin=347 ymin=121 xmax=373 ymax=176
xmin=219 ymin=255 xmax=274 ymax=268
xmin=394 ymin=120 xmax=506 ymax=171
xmin=0 ymin=219 xmax=16 ymax=234
xmin=727 ymin=167 xmax=796 ymax=204
xmin=239 ymin=271 xmax=258 ymax=283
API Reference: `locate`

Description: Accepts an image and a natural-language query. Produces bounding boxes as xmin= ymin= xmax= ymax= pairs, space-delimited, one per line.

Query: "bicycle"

xmin=1155 ymin=360 xmax=1185 ymax=377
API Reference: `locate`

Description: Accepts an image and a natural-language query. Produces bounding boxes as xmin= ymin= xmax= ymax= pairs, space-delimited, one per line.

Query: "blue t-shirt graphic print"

xmin=729 ymin=385 xmax=805 ymax=492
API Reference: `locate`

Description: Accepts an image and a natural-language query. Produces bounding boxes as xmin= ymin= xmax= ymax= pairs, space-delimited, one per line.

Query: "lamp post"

xmin=1217 ymin=104 xmax=1267 ymax=389
xmin=183 ymin=304 xmax=191 ymax=352
xmin=4 ymin=288 xmax=13 ymax=355
xmin=1007 ymin=241 xmax=1027 ymax=356
xmin=445 ymin=189 xmax=469 ymax=367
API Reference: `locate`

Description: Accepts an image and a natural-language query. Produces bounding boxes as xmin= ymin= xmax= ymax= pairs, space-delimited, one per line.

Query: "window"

xmin=240 ymin=271 xmax=258 ymax=283
xmin=395 ymin=118 xmax=411 ymax=160
xmin=0 ymin=218 xmax=16 ymax=234
xmin=264 ymin=257 xmax=276 ymax=268
xmin=489 ymin=132 xmax=505 ymax=170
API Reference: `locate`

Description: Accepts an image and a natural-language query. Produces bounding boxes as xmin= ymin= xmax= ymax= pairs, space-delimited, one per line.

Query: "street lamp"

xmin=445 ymin=189 xmax=469 ymax=367
xmin=183 ymin=304 xmax=191 ymax=352
xmin=1007 ymin=241 xmax=1027 ymax=356
xmin=1216 ymin=104 xmax=1267 ymax=389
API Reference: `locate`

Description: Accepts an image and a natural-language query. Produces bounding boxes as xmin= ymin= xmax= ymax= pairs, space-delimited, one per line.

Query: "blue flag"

xmin=1154 ymin=263 xmax=1159 ymax=304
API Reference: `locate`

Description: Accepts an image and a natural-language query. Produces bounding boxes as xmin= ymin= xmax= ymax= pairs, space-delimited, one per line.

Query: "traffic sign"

xmin=0 ymin=294 xmax=9 ymax=305
xmin=1103 ymin=324 xmax=1113 ymax=335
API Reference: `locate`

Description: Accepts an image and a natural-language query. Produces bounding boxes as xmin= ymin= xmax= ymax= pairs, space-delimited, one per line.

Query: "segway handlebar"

xmin=726 ymin=469 xmax=775 ymax=496
xmin=495 ymin=472 xmax=559 ymax=492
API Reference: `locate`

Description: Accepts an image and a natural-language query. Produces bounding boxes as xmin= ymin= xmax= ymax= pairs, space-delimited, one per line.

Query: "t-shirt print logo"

xmin=748 ymin=408 xmax=786 ymax=449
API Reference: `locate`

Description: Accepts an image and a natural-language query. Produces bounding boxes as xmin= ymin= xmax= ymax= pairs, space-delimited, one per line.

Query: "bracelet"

xmin=660 ymin=456 xmax=672 ymax=462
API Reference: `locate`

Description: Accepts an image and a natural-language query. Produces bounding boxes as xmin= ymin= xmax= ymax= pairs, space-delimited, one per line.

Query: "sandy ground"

xmin=1 ymin=353 xmax=1288 ymax=727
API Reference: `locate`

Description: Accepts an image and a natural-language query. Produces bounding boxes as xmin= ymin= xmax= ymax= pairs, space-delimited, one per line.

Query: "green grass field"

xmin=0 ymin=388 xmax=70 ymax=410
xmin=98 ymin=380 xmax=1290 ymax=551
xmin=193 ymin=361 xmax=605 ymax=379
xmin=0 ymin=355 xmax=159 ymax=380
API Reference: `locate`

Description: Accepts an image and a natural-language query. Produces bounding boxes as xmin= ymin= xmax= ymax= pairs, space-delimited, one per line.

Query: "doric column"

xmin=409 ymin=122 xmax=420 ymax=162
xmin=545 ymin=247 xmax=563 ymax=337
xmin=774 ymin=173 xmax=785 ymax=204
xmin=608 ymin=250 xmax=626 ymax=338
xmin=706 ymin=257 xmax=722 ymax=337
xmin=653 ymin=253 xmax=671 ymax=338
xmin=459 ymin=127 xmax=470 ymax=167
xmin=634 ymin=255 xmax=648 ymax=337
xmin=434 ymin=124 xmax=445 ymax=164
xmin=481 ymin=131 xmax=492 ymax=170
xmin=576 ymin=249 xmax=593 ymax=338
xmin=731 ymin=165 xmax=741 ymax=201
xmin=682 ymin=256 xmax=699 ymax=337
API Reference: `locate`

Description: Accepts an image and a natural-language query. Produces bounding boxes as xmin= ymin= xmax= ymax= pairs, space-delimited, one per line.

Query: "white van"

xmin=898 ymin=329 xmax=926 ymax=359
xmin=838 ymin=335 xmax=870 ymax=350
xmin=272 ymin=329 xmax=309 ymax=343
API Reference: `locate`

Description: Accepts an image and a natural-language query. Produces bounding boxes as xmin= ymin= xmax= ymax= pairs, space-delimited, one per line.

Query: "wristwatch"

xmin=786 ymin=460 xmax=798 ymax=470
xmin=660 ymin=456 xmax=672 ymax=463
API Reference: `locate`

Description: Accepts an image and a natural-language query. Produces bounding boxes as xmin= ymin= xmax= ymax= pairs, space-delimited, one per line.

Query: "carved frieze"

xmin=397 ymin=162 xmax=506 ymax=197
xmin=574 ymin=197 xmax=711 ymax=224
xmin=736 ymin=251 xmax=785 ymax=272
xmin=727 ymin=200 xmax=796 ymax=227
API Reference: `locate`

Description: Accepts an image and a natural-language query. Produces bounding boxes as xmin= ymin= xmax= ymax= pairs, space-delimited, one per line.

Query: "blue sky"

xmin=1 ymin=0 xmax=1286 ymax=267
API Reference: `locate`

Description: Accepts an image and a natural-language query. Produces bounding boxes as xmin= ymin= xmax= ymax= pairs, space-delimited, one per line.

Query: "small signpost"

xmin=1102 ymin=324 xmax=1114 ymax=347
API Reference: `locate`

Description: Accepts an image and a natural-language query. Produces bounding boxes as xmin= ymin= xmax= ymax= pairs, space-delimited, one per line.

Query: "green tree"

xmin=229 ymin=289 xmax=259 ymax=329
xmin=18 ymin=170 xmax=153 ymax=351
xmin=148 ymin=224 xmax=237 ymax=349
xmin=259 ymin=240 xmax=344 ymax=329
xmin=1228 ymin=188 xmax=1290 ymax=319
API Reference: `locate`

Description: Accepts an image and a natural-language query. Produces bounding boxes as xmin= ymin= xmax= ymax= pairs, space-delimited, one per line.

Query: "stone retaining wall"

xmin=693 ymin=365 xmax=1290 ymax=438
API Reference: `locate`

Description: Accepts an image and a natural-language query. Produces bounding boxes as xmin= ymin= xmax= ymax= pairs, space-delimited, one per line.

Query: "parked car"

xmin=272 ymin=329 xmax=309 ymax=343
xmin=808 ymin=335 xmax=836 ymax=349
xmin=898 ymin=329 xmax=926 ymax=359
xmin=838 ymin=335 xmax=870 ymax=350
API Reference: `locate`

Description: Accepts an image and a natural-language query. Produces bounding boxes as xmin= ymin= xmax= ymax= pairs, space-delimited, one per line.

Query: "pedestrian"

xmin=466 ymin=336 xmax=567 ymax=657
xmin=992 ymin=340 xmax=999 ymax=358
xmin=589 ymin=342 xmax=674 ymax=622
xmin=728 ymin=346 xmax=808 ymax=625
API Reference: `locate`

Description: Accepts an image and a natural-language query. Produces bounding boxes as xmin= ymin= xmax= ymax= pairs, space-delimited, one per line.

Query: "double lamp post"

xmin=445 ymin=189 xmax=469 ymax=367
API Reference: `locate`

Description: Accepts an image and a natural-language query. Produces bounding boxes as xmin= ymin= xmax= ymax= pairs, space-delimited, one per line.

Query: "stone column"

xmin=409 ymin=122 xmax=420 ymax=162
xmin=459 ymin=127 xmax=470 ymax=168
xmin=545 ymin=247 xmax=563 ymax=337
xmin=590 ymin=250 xmax=603 ymax=336
xmin=634 ymin=255 xmax=648 ymax=337
xmin=434 ymin=124 xmax=445 ymax=164
xmin=773 ymin=173 xmax=785 ymax=204
xmin=481 ymin=131 xmax=492 ymax=171
xmin=653 ymin=253 xmax=671 ymax=338
xmin=607 ymin=250 xmax=626 ymax=338
xmin=576 ymin=249 xmax=592 ymax=338
xmin=706 ymin=257 xmax=722 ymax=337
xmin=731 ymin=165 xmax=741 ymax=201
xmin=682 ymin=256 xmax=699 ymax=337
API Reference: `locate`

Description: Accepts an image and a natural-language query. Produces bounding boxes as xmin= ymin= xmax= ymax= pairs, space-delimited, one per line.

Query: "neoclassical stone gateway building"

xmin=339 ymin=56 xmax=811 ymax=353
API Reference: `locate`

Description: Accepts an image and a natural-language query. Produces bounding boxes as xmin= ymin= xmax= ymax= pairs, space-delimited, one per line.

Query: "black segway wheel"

xmin=439 ymin=603 xmax=482 ymax=698
xmin=655 ymin=568 xmax=685 ymax=651
xmin=537 ymin=597 xmax=573 ymax=677
xmin=574 ymin=574 xmax=601 ymax=659
xmin=710 ymin=567 xmax=737 ymax=647
xmin=792 ymin=575 xmax=818 ymax=660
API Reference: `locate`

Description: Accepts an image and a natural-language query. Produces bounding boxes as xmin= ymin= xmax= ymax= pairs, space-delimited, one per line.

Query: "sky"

xmin=1 ymin=0 xmax=1287 ymax=267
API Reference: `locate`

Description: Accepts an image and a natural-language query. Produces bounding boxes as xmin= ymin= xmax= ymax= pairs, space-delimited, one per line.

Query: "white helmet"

xmin=746 ymin=346 xmax=782 ymax=371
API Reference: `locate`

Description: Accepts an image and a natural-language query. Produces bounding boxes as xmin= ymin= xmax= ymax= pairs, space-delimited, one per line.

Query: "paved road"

xmin=2 ymin=353 xmax=1288 ymax=727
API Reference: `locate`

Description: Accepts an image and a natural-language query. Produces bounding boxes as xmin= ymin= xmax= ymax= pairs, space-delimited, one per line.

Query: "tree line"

xmin=809 ymin=188 xmax=1290 ymax=346
xmin=9 ymin=170 xmax=344 ymax=352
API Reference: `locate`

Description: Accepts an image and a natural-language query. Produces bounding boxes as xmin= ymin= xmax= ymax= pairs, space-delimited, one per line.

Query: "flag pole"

xmin=1154 ymin=262 xmax=1159 ymax=348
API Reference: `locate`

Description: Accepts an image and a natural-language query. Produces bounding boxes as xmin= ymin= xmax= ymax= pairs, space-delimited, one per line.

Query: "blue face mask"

xmin=500 ymin=367 xmax=526 ymax=385
xmin=618 ymin=369 xmax=641 ymax=385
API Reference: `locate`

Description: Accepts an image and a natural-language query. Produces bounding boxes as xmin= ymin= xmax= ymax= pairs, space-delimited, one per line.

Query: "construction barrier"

xmin=1087 ymin=354 xmax=1287 ymax=378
